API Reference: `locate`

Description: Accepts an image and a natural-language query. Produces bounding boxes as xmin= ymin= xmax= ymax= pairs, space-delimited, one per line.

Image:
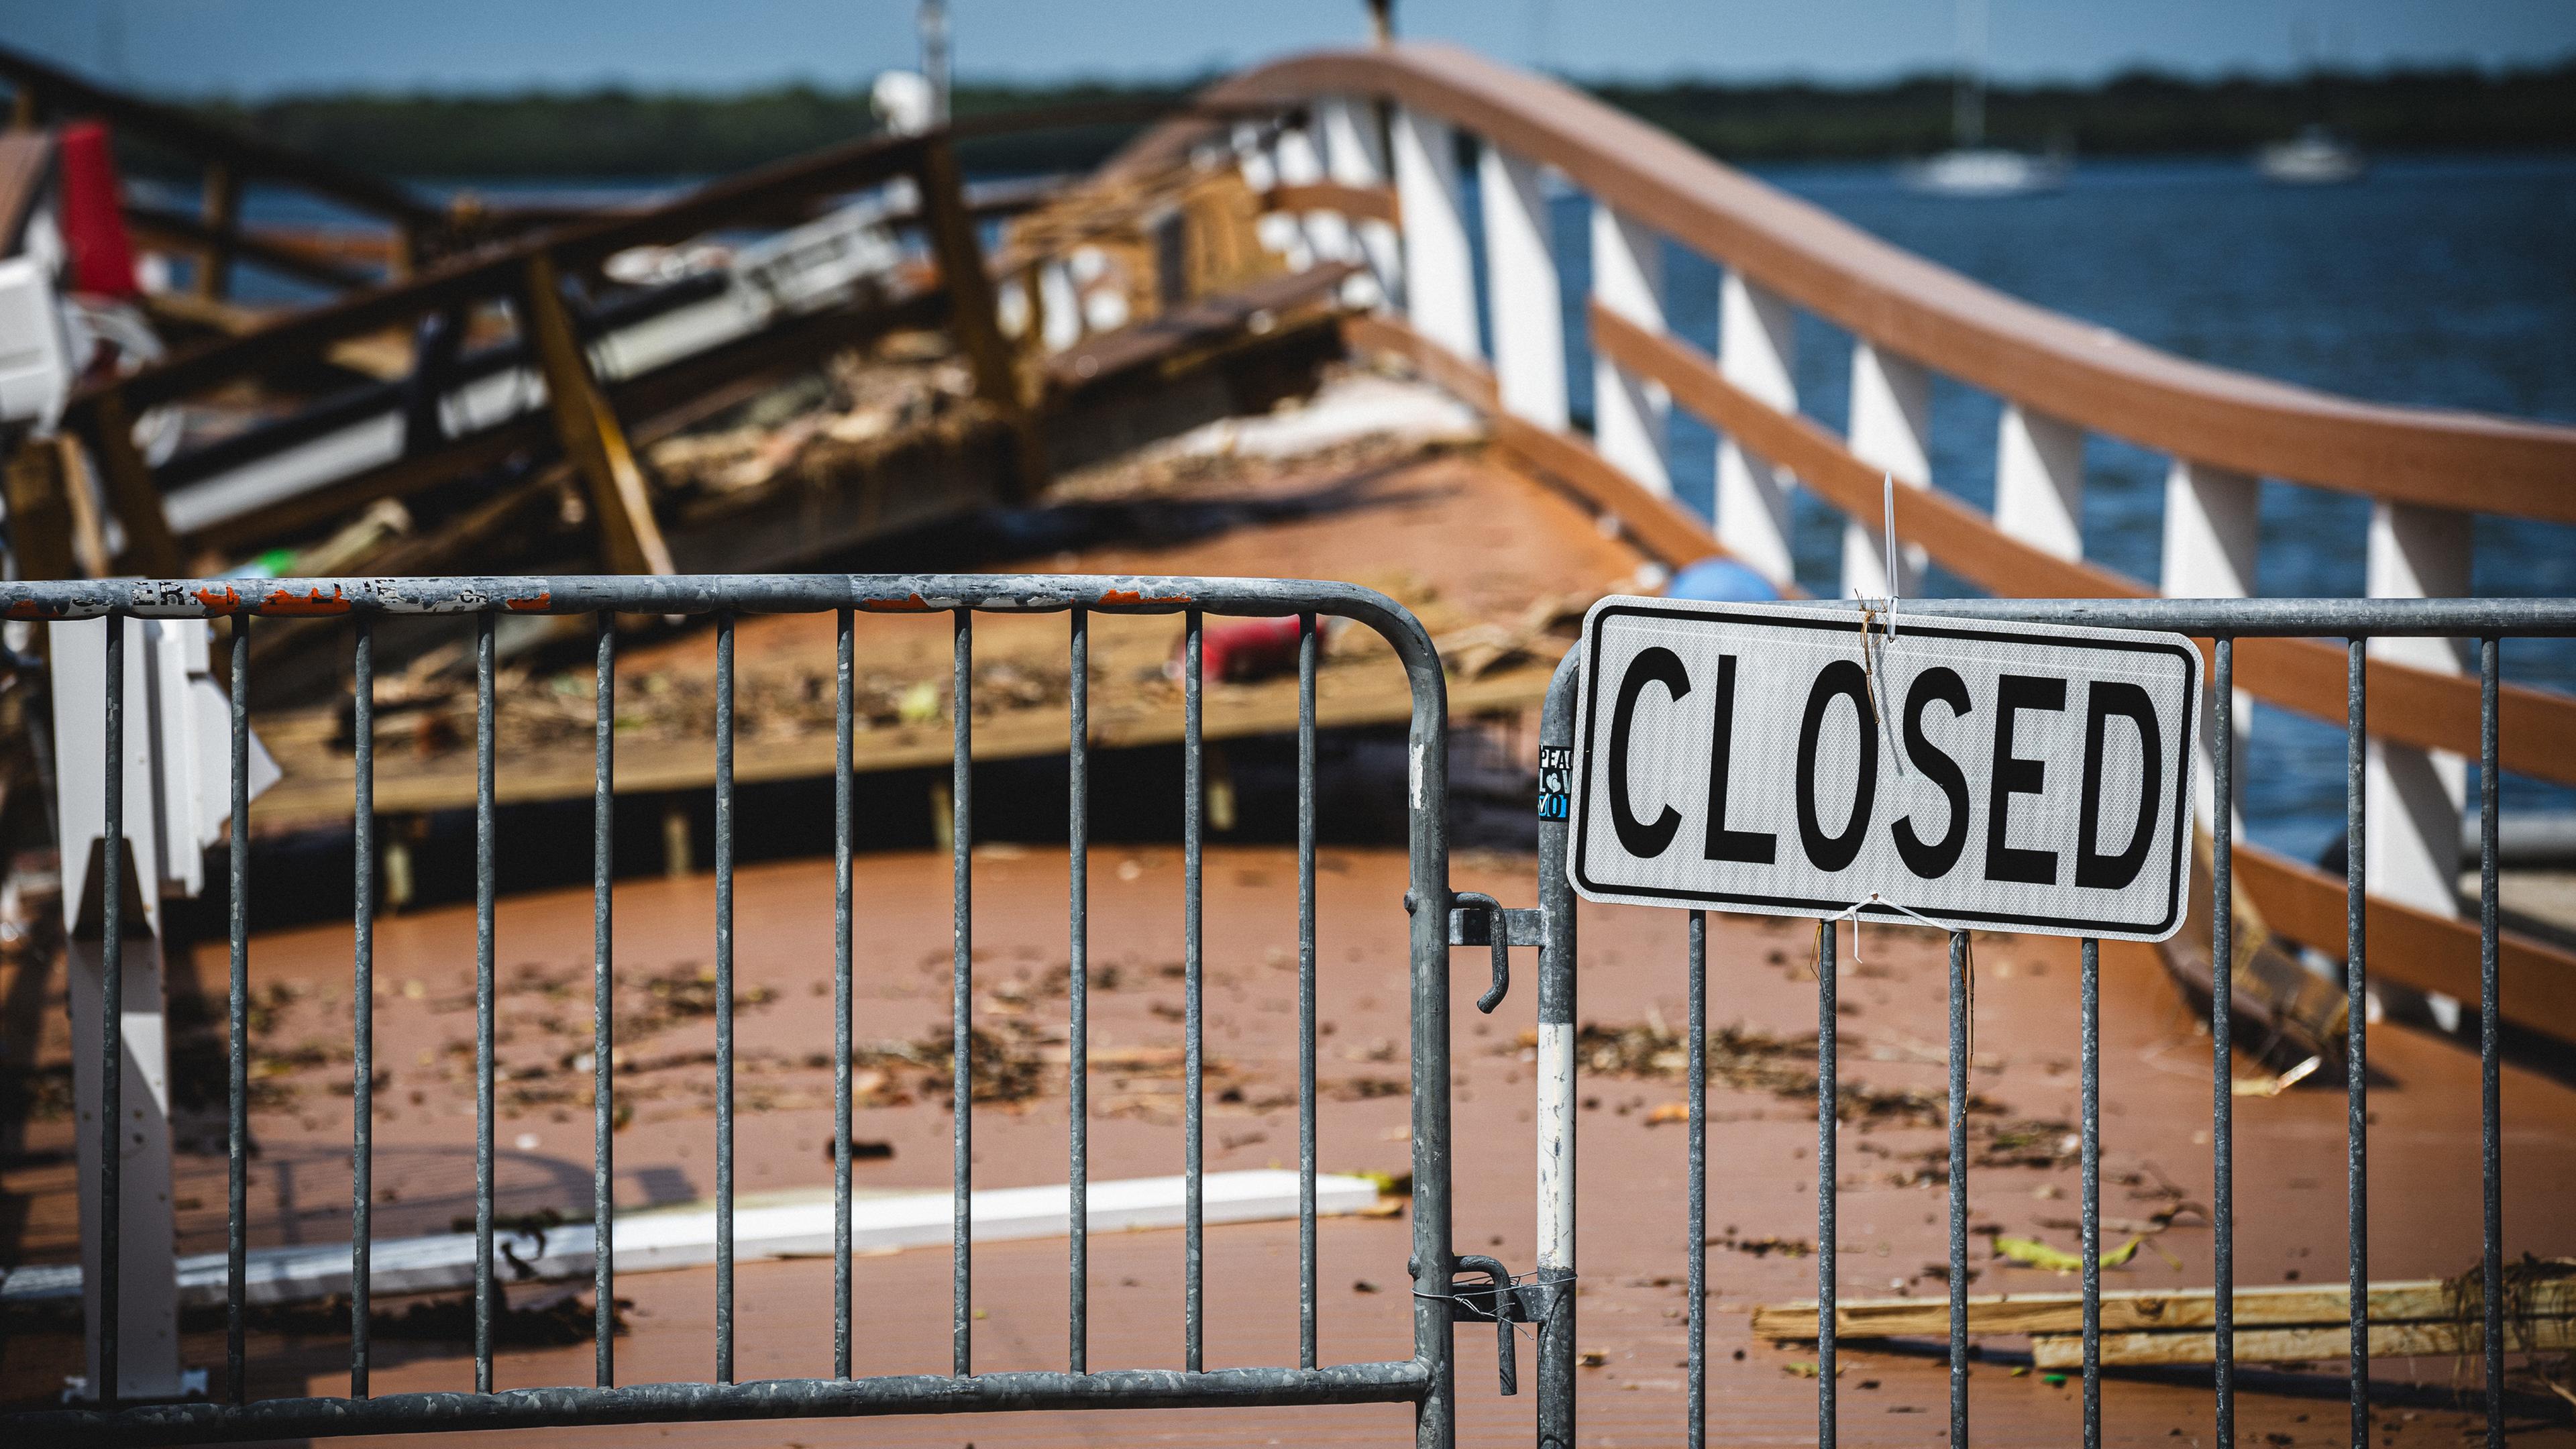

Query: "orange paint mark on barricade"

xmin=1099 ymin=588 xmax=1193 ymax=607
xmin=193 ymin=585 xmax=244 ymax=610
xmin=861 ymin=595 xmax=934 ymax=612
xmin=261 ymin=586 xmax=350 ymax=616
xmin=504 ymin=592 xmax=553 ymax=612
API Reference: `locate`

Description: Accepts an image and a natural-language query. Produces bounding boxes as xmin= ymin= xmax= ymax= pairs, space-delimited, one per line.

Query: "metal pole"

xmin=1534 ymin=653 xmax=1579 ymax=1449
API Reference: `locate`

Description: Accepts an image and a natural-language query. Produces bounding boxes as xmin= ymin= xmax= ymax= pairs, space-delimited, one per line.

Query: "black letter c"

xmin=1607 ymin=646 xmax=1690 ymax=859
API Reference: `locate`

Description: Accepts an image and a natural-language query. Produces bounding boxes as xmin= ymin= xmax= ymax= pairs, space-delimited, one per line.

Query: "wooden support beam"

xmin=518 ymin=249 xmax=674 ymax=577
xmin=76 ymin=390 xmax=186 ymax=576
xmin=2 ymin=435 xmax=79 ymax=581
xmin=196 ymin=162 xmax=241 ymax=301
xmin=916 ymin=136 xmax=1047 ymax=498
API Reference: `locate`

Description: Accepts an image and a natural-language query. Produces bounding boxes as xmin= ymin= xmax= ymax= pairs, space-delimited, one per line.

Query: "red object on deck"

xmin=56 ymin=122 xmax=139 ymax=299
xmin=1196 ymin=614 xmax=1309 ymax=682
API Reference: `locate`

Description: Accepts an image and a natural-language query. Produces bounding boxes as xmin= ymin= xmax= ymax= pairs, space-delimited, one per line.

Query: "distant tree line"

xmin=131 ymin=61 xmax=2576 ymax=182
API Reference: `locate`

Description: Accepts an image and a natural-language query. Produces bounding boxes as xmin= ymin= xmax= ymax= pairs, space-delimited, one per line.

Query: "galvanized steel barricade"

xmin=2 ymin=574 xmax=1462 ymax=1448
xmin=1524 ymin=596 xmax=2576 ymax=1449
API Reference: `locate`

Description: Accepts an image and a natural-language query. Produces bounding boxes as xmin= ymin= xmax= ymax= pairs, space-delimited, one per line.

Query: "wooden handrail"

xmin=1589 ymin=303 xmax=2576 ymax=787
xmin=0 ymin=42 xmax=443 ymax=233
xmin=1120 ymin=42 xmax=2576 ymax=524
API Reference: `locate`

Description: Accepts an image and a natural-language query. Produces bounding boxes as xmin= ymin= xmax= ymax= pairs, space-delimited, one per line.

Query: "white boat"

xmin=1904 ymin=147 xmax=2069 ymax=197
xmin=2257 ymin=125 xmax=2366 ymax=185
xmin=1903 ymin=0 xmax=2069 ymax=197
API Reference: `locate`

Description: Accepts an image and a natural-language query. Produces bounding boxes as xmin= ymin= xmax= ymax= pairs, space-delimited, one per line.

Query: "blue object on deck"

xmin=1665 ymin=557 xmax=1779 ymax=603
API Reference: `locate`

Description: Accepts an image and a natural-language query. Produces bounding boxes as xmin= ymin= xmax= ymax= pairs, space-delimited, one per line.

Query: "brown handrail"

xmin=0 ymin=42 xmax=443 ymax=234
xmin=1120 ymin=42 xmax=2576 ymax=523
xmin=1587 ymin=303 xmax=2576 ymax=788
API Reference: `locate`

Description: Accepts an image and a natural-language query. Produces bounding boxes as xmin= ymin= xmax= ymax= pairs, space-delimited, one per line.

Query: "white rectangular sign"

xmin=1567 ymin=598 xmax=2201 ymax=941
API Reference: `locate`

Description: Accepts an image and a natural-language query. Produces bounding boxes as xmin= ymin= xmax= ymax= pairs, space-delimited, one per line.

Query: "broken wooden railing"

xmin=30 ymin=119 xmax=1030 ymax=582
xmin=1086 ymin=40 xmax=2576 ymax=1047
xmin=1 ymin=41 xmax=462 ymax=293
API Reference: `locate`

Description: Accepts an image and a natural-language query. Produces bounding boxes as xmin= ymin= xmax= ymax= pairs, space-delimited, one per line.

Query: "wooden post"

xmin=9 ymin=84 xmax=36 ymax=132
xmin=2 ymin=435 xmax=79 ymax=580
xmin=1843 ymin=341 xmax=1931 ymax=596
xmin=1391 ymin=107 xmax=1479 ymax=362
xmin=1715 ymin=270 xmax=1796 ymax=584
xmin=1589 ymin=203 xmax=1669 ymax=497
xmin=519 ymin=250 xmax=675 ymax=577
xmin=2366 ymin=502 xmax=2471 ymax=928
xmin=1479 ymin=144 xmax=1566 ymax=430
xmin=78 ymin=390 xmax=186 ymax=576
xmin=196 ymin=163 xmax=241 ymax=301
xmin=917 ymin=136 xmax=1046 ymax=498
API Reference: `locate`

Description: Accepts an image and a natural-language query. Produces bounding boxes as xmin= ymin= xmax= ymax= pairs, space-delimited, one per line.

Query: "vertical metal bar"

xmin=2345 ymin=637 xmax=2367 ymax=1448
xmin=1815 ymin=920 xmax=1837 ymax=1449
xmin=98 ymin=611 xmax=125 ymax=1411
xmin=714 ymin=611 xmax=735 ymax=1384
xmin=1685 ymin=911 xmax=1707 ymax=1449
xmin=1183 ymin=607 xmax=1205 ymax=1374
xmin=473 ymin=612 xmax=497 ymax=1394
xmin=1534 ymin=653 xmax=1581 ymax=1449
xmin=2211 ymin=637 xmax=2236 ymax=1449
xmin=1067 ymin=606 xmax=1089 ymax=1375
xmin=226 ymin=616 xmax=250 ymax=1405
xmin=593 ymin=614 xmax=616 ymax=1388
xmin=350 ymin=615 xmax=375 ymax=1398
xmin=835 ymin=606 xmax=855 ymax=1381
xmin=2478 ymin=636 xmax=2502 ymax=1448
xmin=2080 ymin=936 xmax=2102 ymax=1449
xmin=1297 ymin=611 xmax=1318 ymax=1372
xmin=951 ymin=607 xmax=974 ymax=1379
xmin=1947 ymin=929 xmax=1968 ymax=1449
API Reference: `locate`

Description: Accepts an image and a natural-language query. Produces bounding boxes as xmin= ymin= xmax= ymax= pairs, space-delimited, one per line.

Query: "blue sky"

xmin=5 ymin=0 xmax=2572 ymax=97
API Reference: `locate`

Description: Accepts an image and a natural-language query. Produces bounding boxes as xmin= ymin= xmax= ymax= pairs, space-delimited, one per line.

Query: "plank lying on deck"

xmin=2031 ymin=1318 xmax=2576 ymax=1368
xmin=1752 ymin=1277 xmax=2576 ymax=1339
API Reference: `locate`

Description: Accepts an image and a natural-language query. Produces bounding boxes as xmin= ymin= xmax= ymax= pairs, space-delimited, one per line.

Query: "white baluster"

xmin=1479 ymin=146 xmax=1566 ymax=430
xmin=2161 ymin=458 xmax=2261 ymax=830
xmin=2366 ymin=502 xmax=2472 ymax=934
xmin=1320 ymin=97 xmax=1401 ymax=308
xmin=1038 ymin=260 xmax=1082 ymax=354
xmin=1994 ymin=403 xmax=2084 ymax=561
xmin=1715 ymin=271 xmax=1796 ymax=583
xmin=1843 ymin=341 xmax=1931 ymax=596
xmin=1234 ymin=124 xmax=1313 ymax=274
xmin=1273 ymin=125 xmax=1356 ymax=272
xmin=1589 ymin=203 xmax=1668 ymax=496
xmin=1391 ymin=107 xmax=1480 ymax=362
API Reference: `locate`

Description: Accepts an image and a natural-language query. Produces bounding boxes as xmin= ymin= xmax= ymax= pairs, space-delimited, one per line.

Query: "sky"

xmin=4 ymin=0 xmax=2573 ymax=97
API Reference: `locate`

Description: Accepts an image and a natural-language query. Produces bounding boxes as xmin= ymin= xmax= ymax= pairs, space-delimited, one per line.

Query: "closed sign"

xmin=1567 ymin=598 xmax=2201 ymax=941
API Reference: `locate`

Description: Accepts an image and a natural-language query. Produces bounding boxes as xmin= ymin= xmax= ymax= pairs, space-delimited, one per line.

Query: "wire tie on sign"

xmin=1854 ymin=472 xmax=1908 ymax=777
xmin=1829 ymin=890 xmax=1977 ymax=1065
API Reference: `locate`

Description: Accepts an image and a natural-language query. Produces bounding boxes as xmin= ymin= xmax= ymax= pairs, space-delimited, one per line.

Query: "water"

xmin=180 ymin=155 xmax=2576 ymax=857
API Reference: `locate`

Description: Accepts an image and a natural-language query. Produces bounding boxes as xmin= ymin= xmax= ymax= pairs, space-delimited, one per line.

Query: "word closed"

xmin=1567 ymin=599 xmax=2201 ymax=941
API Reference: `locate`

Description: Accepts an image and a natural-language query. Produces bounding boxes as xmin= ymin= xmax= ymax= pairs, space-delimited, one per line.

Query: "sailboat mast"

xmin=1953 ymin=0 xmax=1987 ymax=148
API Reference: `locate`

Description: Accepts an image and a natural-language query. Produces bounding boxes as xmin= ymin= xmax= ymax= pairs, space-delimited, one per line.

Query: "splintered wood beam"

xmin=1 ymin=436 xmax=78 ymax=582
xmin=78 ymin=389 xmax=186 ymax=576
xmin=1754 ymin=1278 xmax=2576 ymax=1342
xmin=917 ymin=136 xmax=1047 ymax=498
xmin=519 ymin=249 xmax=674 ymax=577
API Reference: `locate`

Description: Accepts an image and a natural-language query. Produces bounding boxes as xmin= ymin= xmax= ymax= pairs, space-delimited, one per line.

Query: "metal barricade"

xmin=1525 ymin=596 xmax=2576 ymax=1449
xmin=3 ymin=573 xmax=1462 ymax=1447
